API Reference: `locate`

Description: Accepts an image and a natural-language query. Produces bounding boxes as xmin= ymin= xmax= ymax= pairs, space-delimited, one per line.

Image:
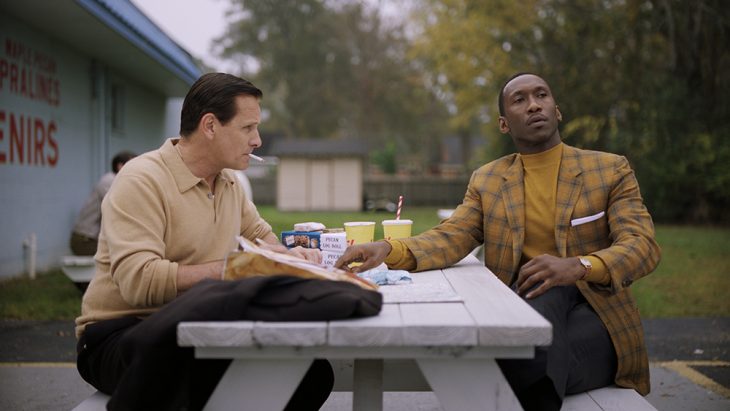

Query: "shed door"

xmin=310 ymin=160 xmax=330 ymax=210
xmin=277 ymin=159 xmax=309 ymax=211
xmin=332 ymin=158 xmax=361 ymax=210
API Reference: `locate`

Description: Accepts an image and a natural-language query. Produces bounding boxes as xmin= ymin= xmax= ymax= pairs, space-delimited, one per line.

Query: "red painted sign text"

xmin=0 ymin=37 xmax=60 ymax=167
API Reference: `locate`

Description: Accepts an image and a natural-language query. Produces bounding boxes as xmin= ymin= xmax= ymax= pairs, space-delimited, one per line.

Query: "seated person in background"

xmin=336 ymin=72 xmax=661 ymax=411
xmin=75 ymin=73 xmax=334 ymax=411
xmin=69 ymin=151 xmax=136 ymax=256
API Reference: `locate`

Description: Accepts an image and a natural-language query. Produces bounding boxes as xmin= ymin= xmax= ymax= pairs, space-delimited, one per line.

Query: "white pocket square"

xmin=571 ymin=211 xmax=605 ymax=227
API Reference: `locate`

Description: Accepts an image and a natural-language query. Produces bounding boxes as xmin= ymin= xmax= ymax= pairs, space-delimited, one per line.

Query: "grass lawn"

xmin=1 ymin=207 xmax=727 ymax=320
xmin=632 ymin=225 xmax=730 ymax=318
xmin=0 ymin=267 xmax=83 ymax=320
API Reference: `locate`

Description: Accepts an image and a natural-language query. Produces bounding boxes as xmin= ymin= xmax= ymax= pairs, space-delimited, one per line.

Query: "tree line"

xmin=216 ymin=0 xmax=729 ymax=223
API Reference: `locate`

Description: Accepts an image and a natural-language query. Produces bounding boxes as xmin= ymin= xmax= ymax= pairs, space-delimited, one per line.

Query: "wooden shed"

xmin=270 ymin=139 xmax=368 ymax=211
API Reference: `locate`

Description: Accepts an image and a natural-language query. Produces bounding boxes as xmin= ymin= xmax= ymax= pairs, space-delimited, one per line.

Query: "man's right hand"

xmin=256 ymin=236 xmax=322 ymax=264
xmin=334 ymin=241 xmax=392 ymax=273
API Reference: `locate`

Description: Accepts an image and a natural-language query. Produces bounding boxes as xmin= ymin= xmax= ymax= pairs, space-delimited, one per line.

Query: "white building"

xmin=0 ymin=0 xmax=201 ymax=279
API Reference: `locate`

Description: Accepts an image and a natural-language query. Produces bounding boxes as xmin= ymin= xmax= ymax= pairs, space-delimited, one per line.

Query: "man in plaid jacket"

xmin=336 ymin=73 xmax=661 ymax=411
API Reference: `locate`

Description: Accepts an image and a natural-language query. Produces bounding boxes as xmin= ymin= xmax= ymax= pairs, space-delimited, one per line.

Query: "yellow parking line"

xmin=656 ymin=360 xmax=730 ymax=398
xmin=671 ymin=360 xmax=730 ymax=368
xmin=0 ymin=362 xmax=76 ymax=368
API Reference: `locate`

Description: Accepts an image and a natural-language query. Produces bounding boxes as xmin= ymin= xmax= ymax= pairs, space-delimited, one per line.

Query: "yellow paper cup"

xmin=344 ymin=221 xmax=376 ymax=246
xmin=382 ymin=219 xmax=413 ymax=240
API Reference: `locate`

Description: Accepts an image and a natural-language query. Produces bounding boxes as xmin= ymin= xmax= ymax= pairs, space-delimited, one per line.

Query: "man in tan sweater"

xmin=76 ymin=73 xmax=331 ymax=410
xmin=336 ymin=73 xmax=660 ymax=410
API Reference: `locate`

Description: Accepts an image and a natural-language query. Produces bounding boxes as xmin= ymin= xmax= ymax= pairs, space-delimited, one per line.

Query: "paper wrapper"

xmin=224 ymin=237 xmax=378 ymax=291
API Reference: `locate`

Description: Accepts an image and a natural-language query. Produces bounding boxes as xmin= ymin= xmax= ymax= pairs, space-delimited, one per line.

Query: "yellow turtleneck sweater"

xmin=520 ymin=143 xmax=563 ymax=264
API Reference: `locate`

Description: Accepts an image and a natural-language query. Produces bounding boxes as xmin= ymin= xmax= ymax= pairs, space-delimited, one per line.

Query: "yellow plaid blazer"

xmin=399 ymin=144 xmax=661 ymax=395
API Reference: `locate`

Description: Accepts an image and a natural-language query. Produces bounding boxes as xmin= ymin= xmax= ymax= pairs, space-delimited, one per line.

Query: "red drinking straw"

xmin=396 ymin=195 xmax=403 ymax=220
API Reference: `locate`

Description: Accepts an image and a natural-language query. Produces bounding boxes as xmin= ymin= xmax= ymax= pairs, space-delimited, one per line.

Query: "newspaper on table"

xmin=224 ymin=237 xmax=378 ymax=291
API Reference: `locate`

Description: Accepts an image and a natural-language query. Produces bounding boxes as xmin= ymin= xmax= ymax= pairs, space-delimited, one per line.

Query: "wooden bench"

xmin=561 ymin=386 xmax=656 ymax=410
xmin=60 ymin=255 xmax=95 ymax=291
xmin=71 ymin=391 xmax=108 ymax=411
xmin=72 ymin=385 xmax=656 ymax=410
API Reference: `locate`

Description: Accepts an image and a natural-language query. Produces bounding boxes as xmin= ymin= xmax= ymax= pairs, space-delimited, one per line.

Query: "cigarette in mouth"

xmin=249 ymin=153 xmax=264 ymax=162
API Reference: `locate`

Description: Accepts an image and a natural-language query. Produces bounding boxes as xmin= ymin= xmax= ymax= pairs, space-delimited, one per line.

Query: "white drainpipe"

xmin=23 ymin=233 xmax=37 ymax=280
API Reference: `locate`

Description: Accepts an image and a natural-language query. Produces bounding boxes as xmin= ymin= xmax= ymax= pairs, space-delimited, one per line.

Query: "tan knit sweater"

xmin=76 ymin=138 xmax=272 ymax=338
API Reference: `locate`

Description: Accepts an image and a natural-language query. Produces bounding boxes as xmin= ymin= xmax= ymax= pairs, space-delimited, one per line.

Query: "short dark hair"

xmin=498 ymin=72 xmax=538 ymax=116
xmin=111 ymin=151 xmax=136 ymax=173
xmin=179 ymin=73 xmax=263 ymax=137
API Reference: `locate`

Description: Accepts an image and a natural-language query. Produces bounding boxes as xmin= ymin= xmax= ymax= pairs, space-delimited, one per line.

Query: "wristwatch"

xmin=578 ymin=257 xmax=592 ymax=280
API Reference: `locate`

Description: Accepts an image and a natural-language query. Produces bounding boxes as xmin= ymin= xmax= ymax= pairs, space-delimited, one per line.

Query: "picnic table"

xmin=177 ymin=255 xmax=553 ymax=410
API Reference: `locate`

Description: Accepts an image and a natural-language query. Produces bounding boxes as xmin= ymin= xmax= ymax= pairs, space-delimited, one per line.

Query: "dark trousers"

xmin=497 ymin=285 xmax=617 ymax=411
xmin=70 ymin=232 xmax=98 ymax=256
xmin=77 ymin=277 xmax=341 ymax=411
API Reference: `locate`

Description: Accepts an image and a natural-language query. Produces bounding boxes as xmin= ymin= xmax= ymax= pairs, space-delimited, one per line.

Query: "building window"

xmin=111 ymin=84 xmax=125 ymax=133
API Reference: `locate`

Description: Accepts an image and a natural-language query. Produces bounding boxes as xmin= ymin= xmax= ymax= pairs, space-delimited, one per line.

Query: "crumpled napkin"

xmin=357 ymin=263 xmax=412 ymax=286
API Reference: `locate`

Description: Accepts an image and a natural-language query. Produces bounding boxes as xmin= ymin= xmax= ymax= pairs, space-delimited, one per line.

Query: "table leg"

xmin=203 ymin=358 xmax=313 ymax=411
xmin=416 ymin=358 xmax=522 ymax=411
xmin=353 ymin=359 xmax=383 ymax=411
